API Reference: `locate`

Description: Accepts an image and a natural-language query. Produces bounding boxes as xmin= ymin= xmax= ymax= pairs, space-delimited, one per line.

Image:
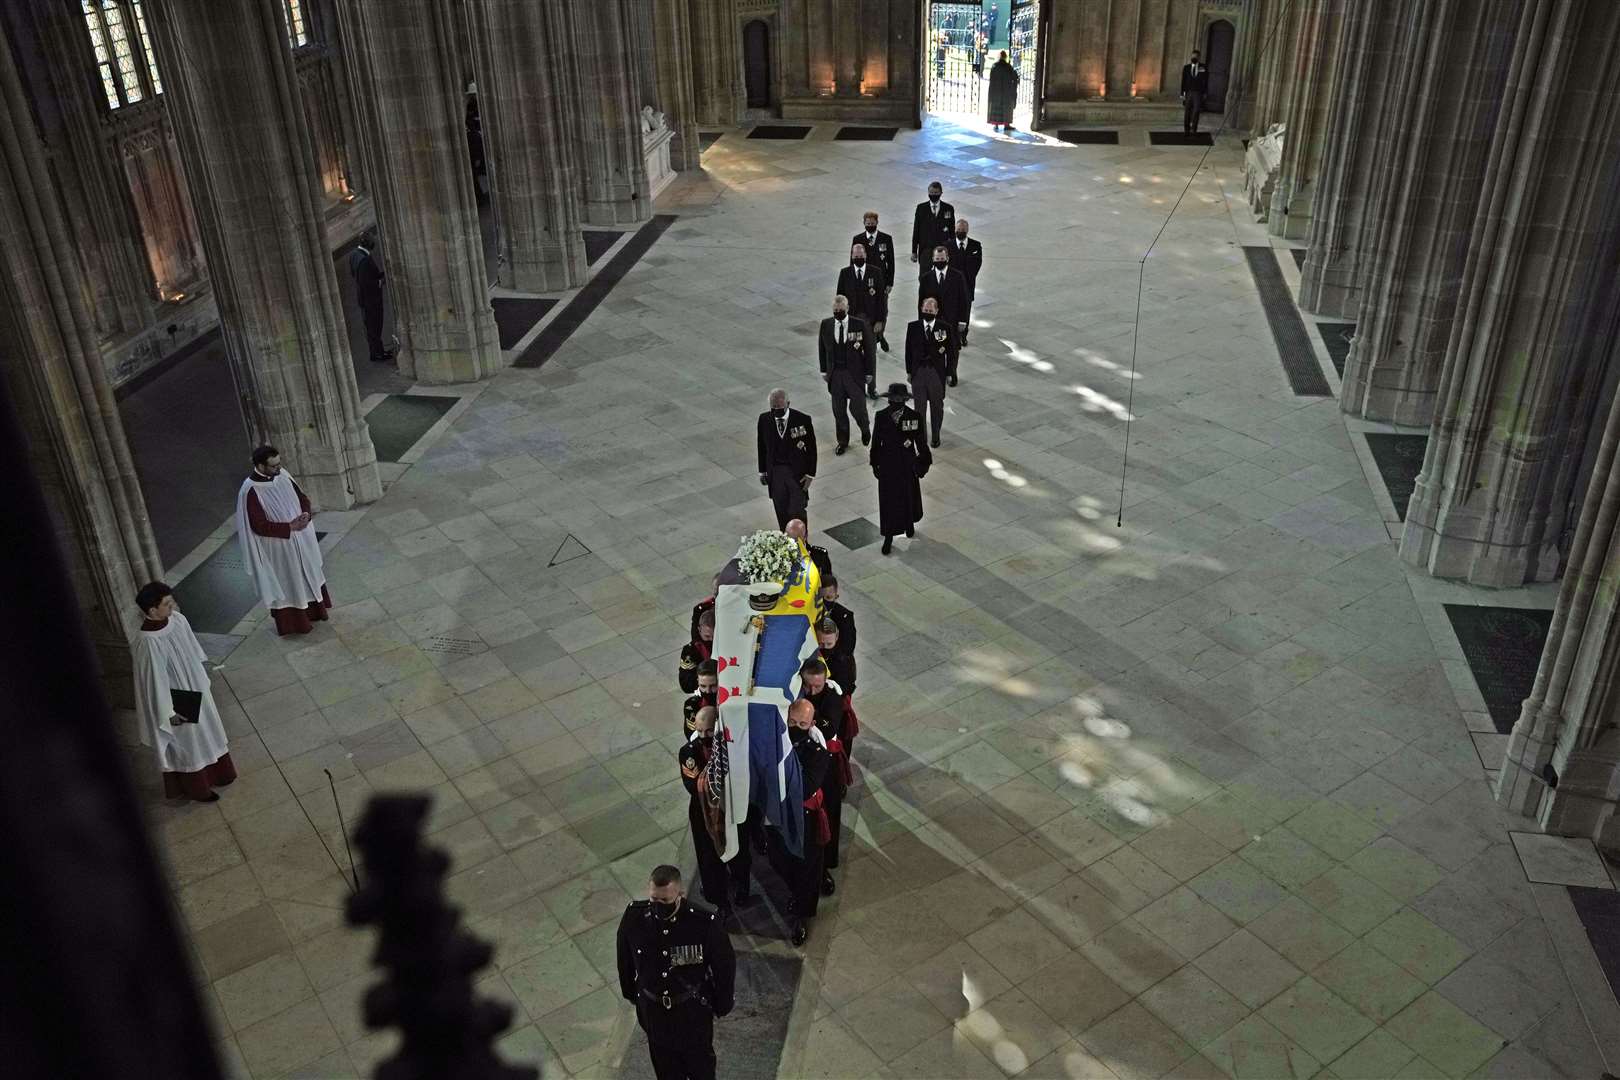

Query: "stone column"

xmin=335 ymin=0 xmax=501 ymax=384
xmin=653 ymin=0 xmax=701 ymax=171
xmin=567 ymin=1 xmax=653 ymax=227
xmin=1266 ymin=0 xmax=1346 ymax=240
xmin=1339 ymin=0 xmax=1520 ymax=424
xmin=148 ymin=0 xmax=380 ymax=509
xmin=0 ymin=26 xmax=163 ymax=704
xmin=1401 ymin=0 xmax=1620 ymax=587
xmin=1297 ymin=0 xmax=1405 ymax=316
xmin=468 ymin=0 xmax=587 ymax=292
xmin=1496 ymin=333 xmax=1620 ymax=849
xmin=689 ymin=0 xmax=741 ymax=126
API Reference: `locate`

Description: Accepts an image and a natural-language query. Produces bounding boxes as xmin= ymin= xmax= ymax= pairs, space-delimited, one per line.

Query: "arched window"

xmin=282 ymin=0 xmax=310 ymax=48
xmin=82 ymin=0 xmax=163 ymax=109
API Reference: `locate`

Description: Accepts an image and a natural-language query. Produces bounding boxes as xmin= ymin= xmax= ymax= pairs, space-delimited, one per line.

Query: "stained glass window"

xmin=283 ymin=0 xmax=308 ymax=48
xmin=82 ymin=1 xmax=120 ymax=109
xmin=132 ymin=0 xmax=162 ymax=95
xmin=102 ymin=1 xmax=143 ymax=105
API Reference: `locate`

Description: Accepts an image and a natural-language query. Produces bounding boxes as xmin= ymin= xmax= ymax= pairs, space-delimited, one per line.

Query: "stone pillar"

xmin=336 ymin=0 xmax=501 ymax=384
xmin=1401 ymin=0 xmax=1620 ymax=587
xmin=653 ymin=0 xmax=701 ymax=171
xmin=1496 ymin=340 xmax=1620 ymax=850
xmin=569 ymin=0 xmax=654 ymax=226
xmin=689 ymin=0 xmax=742 ymax=126
xmin=779 ymin=0 xmax=918 ymax=122
xmin=1266 ymin=0 xmax=1346 ymax=240
xmin=468 ymin=0 xmax=587 ymax=292
xmin=148 ymin=0 xmax=380 ymax=510
xmin=0 ymin=26 xmax=163 ymax=704
xmin=1297 ymin=0 xmax=1405 ymax=316
xmin=1339 ymin=0 xmax=1520 ymax=424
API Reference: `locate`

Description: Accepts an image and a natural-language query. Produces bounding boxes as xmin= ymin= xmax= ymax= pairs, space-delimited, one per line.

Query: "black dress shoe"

xmin=861 ymin=431 xmax=871 ymax=446
xmin=196 ymin=792 xmax=221 ymax=803
xmin=733 ymin=881 xmax=754 ymax=906
xmin=791 ymin=921 xmax=809 ymax=947
xmin=835 ymin=444 xmax=847 ymax=456
xmin=905 ymin=525 xmax=915 ymax=538
xmin=930 ymin=437 xmax=941 ymax=448
xmin=878 ymin=336 xmax=890 ymax=353
xmin=948 ymin=375 xmax=958 ymax=387
xmin=821 ymin=872 xmax=836 ymax=896
xmin=881 ymin=537 xmax=893 ymax=555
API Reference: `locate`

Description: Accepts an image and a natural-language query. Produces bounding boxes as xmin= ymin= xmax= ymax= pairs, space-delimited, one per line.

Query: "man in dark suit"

xmin=818 ymin=295 xmax=872 ymax=454
xmin=1180 ymin=51 xmax=1209 ymax=134
xmin=947 ymin=218 xmax=983 ymax=346
xmin=757 ymin=388 xmax=817 ymax=529
xmin=836 ymin=242 xmax=886 ymax=397
xmin=917 ymin=244 xmax=969 ymax=385
xmin=905 ymin=296 xmax=955 ymax=448
xmin=852 ymin=211 xmax=896 ymax=294
xmin=910 ymin=181 xmax=956 ymax=265
xmin=348 ymin=231 xmax=393 ymax=364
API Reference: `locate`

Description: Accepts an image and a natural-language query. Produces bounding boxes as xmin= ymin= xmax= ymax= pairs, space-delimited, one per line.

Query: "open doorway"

xmin=923 ymin=1 xmax=1041 ymax=130
xmin=743 ymin=19 xmax=772 ymax=109
xmin=1204 ymin=19 xmax=1235 ymax=112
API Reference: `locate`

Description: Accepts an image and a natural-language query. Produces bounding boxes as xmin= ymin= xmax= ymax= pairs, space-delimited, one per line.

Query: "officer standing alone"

xmin=616 ymin=865 xmax=736 ymax=1080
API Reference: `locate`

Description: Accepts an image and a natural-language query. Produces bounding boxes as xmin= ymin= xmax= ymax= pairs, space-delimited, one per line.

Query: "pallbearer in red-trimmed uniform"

xmin=680 ymin=706 xmax=750 ymax=915
xmin=820 ymin=575 xmax=857 ymax=656
xmin=678 ymin=608 xmax=716 ymax=693
xmin=815 ymin=617 xmax=861 ymax=763
xmin=770 ymin=699 xmax=832 ymax=946
xmin=131 ymin=582 xmax=236 ymax=802
xmin=236 ymin=445 xmax=331 ymax=635
xmin=798 ymin=657 xmax=850 ymax=897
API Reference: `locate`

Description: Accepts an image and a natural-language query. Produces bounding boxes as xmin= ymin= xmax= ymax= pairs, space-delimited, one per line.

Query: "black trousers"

xmin=767 ymin=464 xmax=808 ymax=530
xmin=827 ymin=368 xmax=871 ymax=448
xmin=766 ymin=822 xmax=824 ymax=919
xmin=690 ymin=797 xmax=752 ymax=905
xmin=823 ymin=782 xmax=845 ymax=870
xmin=1184 ymin=92 xmax=1204 ymax=133
xmin=359 ymin=293 xmax=387 ymax=360
xmin=640 ymin=1004 xmax=716 ymax=1080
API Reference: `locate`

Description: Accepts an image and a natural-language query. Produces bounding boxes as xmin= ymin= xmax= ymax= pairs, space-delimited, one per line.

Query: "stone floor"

xmin=133 ymin=117 xmax=1620 ymax=1079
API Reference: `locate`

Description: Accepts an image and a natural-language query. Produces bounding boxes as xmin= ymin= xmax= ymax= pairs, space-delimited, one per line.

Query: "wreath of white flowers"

xmin=735 ymin=530 xmax=798 ymax=585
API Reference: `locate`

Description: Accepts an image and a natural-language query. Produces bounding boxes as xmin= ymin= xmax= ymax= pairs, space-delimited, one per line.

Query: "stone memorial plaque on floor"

xmin=618 ymin=952 xmax=801 ymax=1079
xmin=1316 ymin=320 xmax=1355 ymax=377
xmin=747 ymin=125 xmax=812 ymax=139
xmin=824 ymin=516 xmax=883 ymax=551
xmin=1443 ymin=605 xmax=1554 ymax=733
xmin=1363 ymin=432 xmax=1425 ymax=521
xmin=491 ymin=297 xmax=558 ymax=350
xmin=1150 ymin=131 xmax=1214 ymax=145
xmin=834 ymin=126 xmax=897 ymax=140
xmin=366 ymin=394 xmax=459 ymax=462
xmin=584 ymin=230 xmax=626 ymax=266
xmin=1057 ymin=129 xmax=1120 ymax=144
xmin=1244 ymin=246 xmax=1332 ymax=396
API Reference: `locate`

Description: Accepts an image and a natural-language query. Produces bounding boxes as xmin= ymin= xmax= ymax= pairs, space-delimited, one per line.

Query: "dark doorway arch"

xmin=1204 ymin=20 xmax=1235 ymax=112
xmin=743 ymin=20 xmax=771 ymax=109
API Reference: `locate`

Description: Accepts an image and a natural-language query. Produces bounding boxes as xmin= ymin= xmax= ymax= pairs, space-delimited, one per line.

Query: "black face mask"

xmin=929 ymin=195 xmax=940 ymax=203
xmin=650 ymin=899 xmax=678 ymax=919
xmin=833 ymin=310 xmax=846 ymax=321
xmin=852 ymin=257 xmax=865 ymax=267
xmin=775 ymin=408 xmax=788 ymax=419
xmin=788 ymin=726 xmax=807 ymax=744
xmin=934 ymin=259 xmax=948 ymax=268
xmin=956 ymin=233 xmax=968 ymax=242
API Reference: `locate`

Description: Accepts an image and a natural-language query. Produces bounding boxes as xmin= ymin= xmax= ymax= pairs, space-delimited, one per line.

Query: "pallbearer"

xmin=236 ymin=445 xmax=332 ymax=636
xmin=799 ymin=657 xmax=849 ymax=896
xmin=767 ymin=699 xmax=832 ymax=947
xmin=820 ymin=575 xmax=858 ymax=655
xmin=680 ymin=706 xmax=748 ymax=914
xmin=131 ymin=582 xmax=235 ymax=802
xmin=815 ymin=617 xmax=861 ymax=762
xmin=678 ymin=608 xmax=716 ymax=693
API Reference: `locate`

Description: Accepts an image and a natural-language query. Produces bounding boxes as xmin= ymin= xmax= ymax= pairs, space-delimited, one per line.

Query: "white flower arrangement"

xmin=735 ymin=530 xmax=798 ymax=585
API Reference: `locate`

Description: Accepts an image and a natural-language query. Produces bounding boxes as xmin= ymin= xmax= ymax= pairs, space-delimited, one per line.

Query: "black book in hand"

xmin=170 ymin=688 xmax=203 ymax=725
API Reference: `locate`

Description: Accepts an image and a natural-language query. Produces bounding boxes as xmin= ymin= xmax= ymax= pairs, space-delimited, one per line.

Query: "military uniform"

xmin=616 ymin=898 xmax=736 ymax=1080
xmin=910 ymin=198 xmax=956 ymax=262
xmin=688 ymin=597 xmax=713 ymax=643
xmin=870 ymin=393 xmax=932 ymax=541
xmin=802 ymin=683 xmax=849 ymax=876
xmin=905 ymin=316 xmax=956 ymax=445
xmin=824 ymin=599 xmax=857 ymax=655
xmin=852 ymin=228 xmax=897 ymax=286
xmin=765 ymin=735 xmax=831 ymax=933
xmin=756 ymin=408 xmax=817 ymax=530
xmin=820 ymin=646 xmax=861 ymax=760
xmin=680 ymin=733 xmax=748 ymax=910
xmin=677 ymin=639 xmax=711 ymax=694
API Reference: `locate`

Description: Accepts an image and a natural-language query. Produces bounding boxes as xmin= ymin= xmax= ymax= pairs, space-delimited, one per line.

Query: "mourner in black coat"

xmin=836 ymin=245 xmax=887 ymax=394
xmin=756 ymin=390 xmax=817 ymax=529
xmin=947 ymin=219 xmax=983 ymax=345
xmin=917 ymin=252 xmax=970 ymax=383
xmin=818 ymin=301 xmax=872 ymax=452
xmin=910 ymin=181 xmax=956 ymax=263
xmin=853 ymin=211 xmax=897 ymax=292
xmin=905 ymin=301 xmax=956 ymax=447
xmin=1181 ymin=52 xmax=1209 ymax=134
xmin=869 ymin=383 xmax=932 ymax=554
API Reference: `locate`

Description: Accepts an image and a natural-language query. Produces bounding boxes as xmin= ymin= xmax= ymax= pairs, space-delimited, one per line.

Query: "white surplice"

xmin=235 ymin=470 xmax=326 ymax=610
xmin=132 ymin=613 xmax=229 ymax=773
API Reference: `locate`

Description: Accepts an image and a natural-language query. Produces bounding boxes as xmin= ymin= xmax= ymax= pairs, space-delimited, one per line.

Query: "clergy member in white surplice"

xmin=236 ymin=444 xmax=332 ymax=636
xmin=132 ymin=581 xmax=235 ymax=802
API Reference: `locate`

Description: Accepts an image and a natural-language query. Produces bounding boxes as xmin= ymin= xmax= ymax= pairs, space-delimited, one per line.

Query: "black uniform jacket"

xmin=616 ymin=899 xmax=736 ymax=1015
xmin=824 ymin=600 xmax=857 ymax=655
xmin=917 ymin=264 xmax=970 ymax=325
xmin=756 ymin=408 xmax=817 ymax=479
xmin=837 ymin=262 xmax=889 ymax=328
xmin=911 ymin=199 xmax=957 ymax=261
xmin=852 ymin=229 xmax=897 ymax=284
xmin=946 ymin=236 xmax=983 ymax=296
xmin=905 ymin=318 xmax=957 ymax=378
xmin=819 ymin=315 xmax=872 ymax=382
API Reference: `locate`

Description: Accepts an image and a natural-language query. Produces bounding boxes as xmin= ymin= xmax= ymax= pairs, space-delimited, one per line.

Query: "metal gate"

xmin=1009 ymin=0 xmax=1039 ymax=118
xmin=924 ymin=2 xmax=983 ymax=117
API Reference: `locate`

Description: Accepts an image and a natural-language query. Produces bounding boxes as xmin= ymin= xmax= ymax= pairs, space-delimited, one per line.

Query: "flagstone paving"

xmin=132 ymin=116 xmax=1613 ymax=1079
